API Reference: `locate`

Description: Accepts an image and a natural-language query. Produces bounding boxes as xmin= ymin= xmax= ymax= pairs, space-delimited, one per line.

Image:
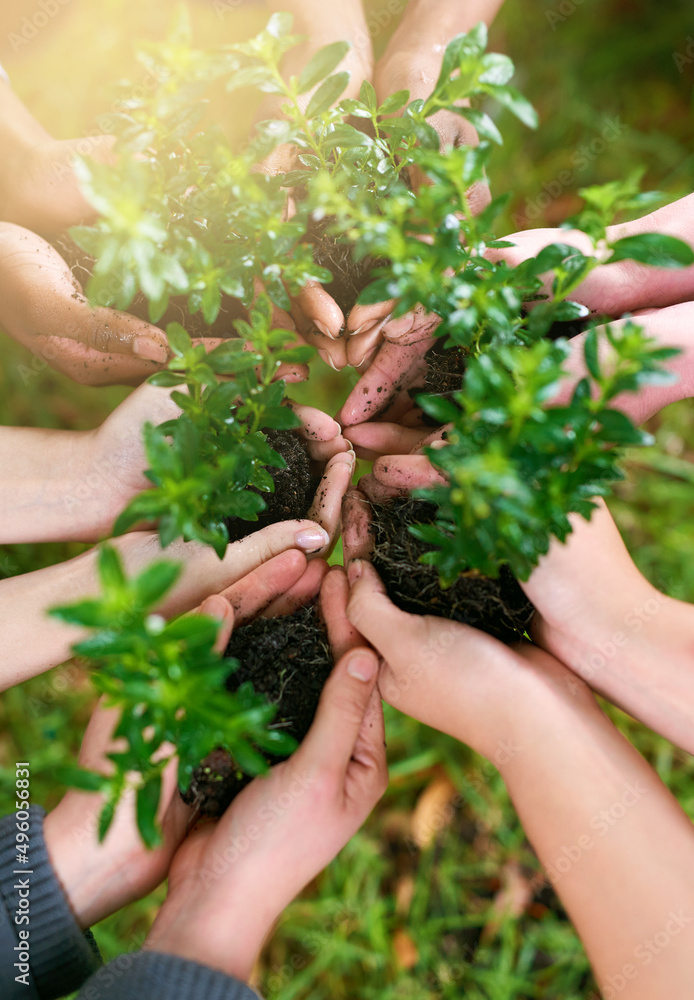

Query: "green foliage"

xmin=114 ymin=299 xmax=310 ymax=557
xmin=415 ymin=322 xmax=678 ymax=581
xmin=49 ymin=545 xmax=297 ymax=846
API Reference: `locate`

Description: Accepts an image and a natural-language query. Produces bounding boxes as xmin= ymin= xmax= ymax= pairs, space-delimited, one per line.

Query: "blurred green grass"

xmin=1 ymin=1 xmax=693 ymax=996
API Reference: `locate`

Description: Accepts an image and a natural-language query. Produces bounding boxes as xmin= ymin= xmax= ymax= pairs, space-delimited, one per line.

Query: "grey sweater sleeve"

xmin=0 ymin=806 xmax=101 ymax=999
xmin=75 ymin=951 xmax=262 ymax=1000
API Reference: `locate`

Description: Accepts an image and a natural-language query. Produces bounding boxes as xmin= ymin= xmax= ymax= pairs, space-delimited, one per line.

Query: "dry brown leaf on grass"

xmin=393 ymin=928 xmax=419 ymax=970
xmin=410 ymin=771 xmax=458 ymax=849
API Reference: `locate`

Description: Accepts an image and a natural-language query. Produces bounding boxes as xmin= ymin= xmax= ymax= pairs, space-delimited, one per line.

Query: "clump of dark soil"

xmin=369 ymin=497 xmax=535 ymax=644
xmin=182 ymin=604 xmax=333 ymax=816
xmin=224 ymin=428 xmax=317 ymax=543
xmin=305 ymin=215 xmax=379 ymax=319
xmin=51 ymin=234 xmax=245 ymax=339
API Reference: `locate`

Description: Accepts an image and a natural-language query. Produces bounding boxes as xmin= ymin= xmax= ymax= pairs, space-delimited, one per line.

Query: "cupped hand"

xmin=143 ymin=567 xmax=387 ymax=980
xmin=0 ymin=222 xmax=171 ymax=385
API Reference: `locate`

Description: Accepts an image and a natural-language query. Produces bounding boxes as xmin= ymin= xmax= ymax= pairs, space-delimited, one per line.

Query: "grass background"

xmin=1 ymin=0 xmax=693 ymax=996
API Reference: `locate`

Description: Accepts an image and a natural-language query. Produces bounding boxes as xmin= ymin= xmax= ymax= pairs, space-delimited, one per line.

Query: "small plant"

xmin=113 ymin=301 xmax=311 ymax=556
xmin=50 ymin=545 xmax=296 ymax=845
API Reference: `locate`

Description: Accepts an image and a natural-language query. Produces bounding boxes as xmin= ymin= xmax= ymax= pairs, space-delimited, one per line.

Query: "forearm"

xmin=0 ymin=427 xmax=110 ymax=544
xmin=501 ymin=683 xmax=694 ymax=997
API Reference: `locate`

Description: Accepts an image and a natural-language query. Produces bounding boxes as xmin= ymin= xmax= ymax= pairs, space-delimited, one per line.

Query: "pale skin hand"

xmin=345 ymin=468 xmax=694 ymax=756
xmin=0 ymin=516 xmax=340 ymax=691
xmin=43 ymin=557 xmax=318 ymax=929
xmin=0 ymin=78 xmax=115 ymax=233
xmin=0 ymin=222 xmax=172 ymax=384
xmin=0 ymin=383 xmax=350 ymax=545
xmin=143 ymin=568 xmax=387 ymax=981
xmin=346 ymin=559 xmax=694 ymax=999
xmin=487 ymin=192 xmax=694 ymax=317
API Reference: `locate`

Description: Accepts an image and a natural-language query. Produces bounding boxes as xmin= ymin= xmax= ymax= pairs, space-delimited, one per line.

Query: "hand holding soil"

xmin=144 ymin=568 xmax=387 ymax=981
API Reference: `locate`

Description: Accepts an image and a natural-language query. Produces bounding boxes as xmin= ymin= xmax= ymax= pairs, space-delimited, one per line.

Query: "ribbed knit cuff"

xmin=78 ymin=951 xmax=261 ymax=1000
xmin=0 ymin=806 xmax=101 ymax=1000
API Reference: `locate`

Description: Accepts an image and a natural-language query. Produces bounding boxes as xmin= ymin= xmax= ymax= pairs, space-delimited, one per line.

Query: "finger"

xmin=319 ymin=566 xmax=365 ymax=659
xmin=341 ymin=488 xmax=375 ymax=562
xmin=344 ymin=421 xmax=428 ymax=457
xmin=346 ymin=314 xmax=392 ymax=368
xmin=306 ymin=449 xmax=356 ymax=550
xmin=215 ymin=550 xmax=308 ymax=625
xmin=347 ymin=299 xmax=396 ymax=333
xmin=262 ymin=557 xmax=329 ymax=618
xmin=349 ymin=685 xmax=387 ymax=787
xmin=382 ymin=307 xmax=439 ymax=345
xmin=296 ymin=643 xmax=380 ymax=776
xmin=358 ymin=472 xmax=403 ymax=503
xmin=346 ymin=559 xmax=427 ymax=658
xmin=380 ymin=389 xmax=422 ymax=424
xmin=199 ymin=594 xmax=235 ymax=652
xmin=337 ymin=338 xmax=435 ymax=426
xmin=145 ymin=519 xmax=332 ymax=618
xmin=274 ymin=361 xmax=311 ymax=383
xmin=305 ymin=434 xmax=352 ymax=463
xmin=372 ymin=454 xmax=447 ymax=490
xmin=30 ymin=335 xmax=165 ymax=386
xmin=288 ymin=402 xmax=342 ymax=442
xmin=295 ymin=280 xmax=345 ymax=340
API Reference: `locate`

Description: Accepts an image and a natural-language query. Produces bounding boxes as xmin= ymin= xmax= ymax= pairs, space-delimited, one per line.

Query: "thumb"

xmin=346 ymin=559 xmax=427 ymax=656
xmin=296 ymin=645 xmax=380 ymax=776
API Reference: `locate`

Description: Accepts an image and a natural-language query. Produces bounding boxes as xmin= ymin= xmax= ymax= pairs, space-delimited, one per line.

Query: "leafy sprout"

xmin=50 ymin=545 xmax=296 ymax=847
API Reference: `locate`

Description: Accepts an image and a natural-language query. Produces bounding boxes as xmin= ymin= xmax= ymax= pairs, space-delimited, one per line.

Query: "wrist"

xmin=145 ymin=890 xmax=276 ymax=981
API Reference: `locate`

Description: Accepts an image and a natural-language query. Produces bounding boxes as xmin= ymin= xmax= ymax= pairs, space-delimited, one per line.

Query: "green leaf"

xmin=136 ymin=774 xmax=162 ymax=849
xmin=583 ymin=327 xmax=601 ymax=380
xmin=607 ymin=233 xmax=694 ymax=268
xmin=297 ymin=41 xmax=350 ymax=94
xmin=148 ymin=372 xmax=187 ymax=387
xmin=56 ymin=766 xmax=108 ymax=793
xmin=98 ymin=544 xmax=126 ymax=592
xmin=133 ymin=560 xmax=182 ymax=610
xmin=484 ymin=84 xmax=538 ymax=129
xmin=359 ymin=79 xmax=378 ymax=111
xmin=378 ymin=89 xmax=410 ymax=116
xmin=166 ymin=322 xmax=193 ymax=356
xmin=305 ymin=72 xmax=350 ymax=118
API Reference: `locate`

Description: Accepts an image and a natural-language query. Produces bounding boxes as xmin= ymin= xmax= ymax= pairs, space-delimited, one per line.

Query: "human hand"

xmin=488 ymin=193 xmax=694 ymax=318
xmin=1 ymin=512 xmax=337 ymax=690
xmin=41 ymin=552 xmax=323 ymax=929
xmin=0 ymin=222 xmax=172 ymax=385
xmin=0 ymin=82 xmax=115 ymax=233
xmin=143 ymin=567 xmax=387 ymax=980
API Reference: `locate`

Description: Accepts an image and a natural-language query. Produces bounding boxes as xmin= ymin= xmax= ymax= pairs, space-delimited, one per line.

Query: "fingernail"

xmin=348 ymin=559 xmax=363 ymax=584
xmin=315 ymin=320 xmax=337 ymax=340
xmin=332 ymin=448 xmax=356 ymax=470
xmin=133 ymin=336 xmax=169 ymax=363
xmin=346 ymin=651 xmax=377 ymax=682
xmin=386 ymin=314 xmax=416 ymax=339
xmin=318 ymin=350 xmax=340 ymax=371
xmin=295 ymin=527 xmax=330 ymax=551
xmin=350 ymin=321 xmax=377 ymax=337
xmin=200 ymin=595 xmax=229 ymax=621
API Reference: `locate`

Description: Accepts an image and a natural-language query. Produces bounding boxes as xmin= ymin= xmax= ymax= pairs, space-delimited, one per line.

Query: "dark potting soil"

xmin=369 ymin=497 xmax=535 ymax=644
xmin=182 ymin=604 xmax=333 ymax=816
xmin=224 ymin=428 xmax=317 ymax=543
xmin=51 ymin=234 xmax=245 ymax=340
xmin=305 ymin=215 xmax=379 ymax=319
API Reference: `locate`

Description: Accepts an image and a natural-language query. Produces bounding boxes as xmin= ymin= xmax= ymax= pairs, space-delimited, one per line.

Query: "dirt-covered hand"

xmin=42 ymin=595 xmax=233 ymax=929
xmin=0 ymin=222 xmax=172 ymax=385
xmin=143 ymin=573 xmax=386 ymax=981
